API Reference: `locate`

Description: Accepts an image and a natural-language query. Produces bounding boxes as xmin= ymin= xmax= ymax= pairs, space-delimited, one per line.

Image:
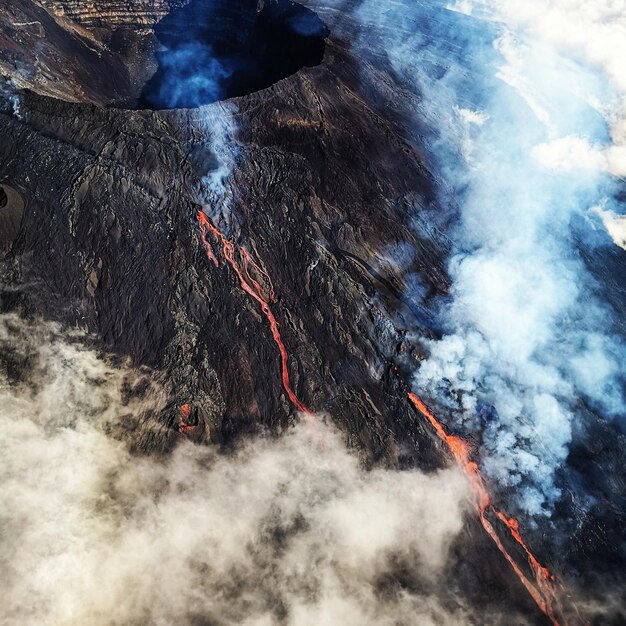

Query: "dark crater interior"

xmin=136 ymin=0 xmax=329 ymax=110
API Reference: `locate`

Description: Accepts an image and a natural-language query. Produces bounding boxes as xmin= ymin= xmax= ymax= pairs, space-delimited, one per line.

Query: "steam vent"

xmin=1 ymin=1 xmax=625 ymax=625
xmin=137 ymin=0 xmax=329 ymax=109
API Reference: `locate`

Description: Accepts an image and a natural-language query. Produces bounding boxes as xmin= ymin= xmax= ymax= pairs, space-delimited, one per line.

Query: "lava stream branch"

xmin=407 ymin=392 xmax=581 ymax=626
xmin=197 ymin=210 xmax=310 ymax=414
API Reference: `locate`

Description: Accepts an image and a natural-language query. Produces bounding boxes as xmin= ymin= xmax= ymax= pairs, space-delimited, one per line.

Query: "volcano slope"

xmin=0 ymin=1 xmax=624 ymax=625
xmin=0 ymin=0 xmax=453 ymax=467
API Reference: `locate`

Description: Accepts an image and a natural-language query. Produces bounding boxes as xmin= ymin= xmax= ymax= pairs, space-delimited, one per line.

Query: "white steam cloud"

xmin=459 ymin=0 xmax=626 ymax=175
xmin=0 ymin=78 xmax=22 ymax=119
xmin=0 ymin=315 xmax=472 ymax=626
xmin=197 ymin=101 xmax=240 ymax=225
xmin=420 ymin=0 xmax=626 ymax=514
xmin=593 ymin=202 xmax=626 ymax=251
xmin=344 ymin=0 xmax=626 ymax=515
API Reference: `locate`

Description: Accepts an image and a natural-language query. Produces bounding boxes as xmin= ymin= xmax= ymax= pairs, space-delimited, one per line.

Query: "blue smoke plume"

xmin=147 ymin=41 xmax=232 ymax=109
xmin=138 ymin=0 xmax=328 ymax=228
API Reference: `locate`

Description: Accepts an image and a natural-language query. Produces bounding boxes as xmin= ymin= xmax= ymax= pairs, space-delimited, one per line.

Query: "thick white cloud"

xmin=532 ymin=136 xmax=607 ymax=172
xmin=456 ymin=0 xmax=626 ymax=179
xmin=399 ymin=0 xmax=626 ymax=514
xmin=0 ymin=315 xmax=471 ymax=626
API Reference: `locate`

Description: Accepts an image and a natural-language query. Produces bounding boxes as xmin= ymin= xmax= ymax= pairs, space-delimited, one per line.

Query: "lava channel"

xmin=407 ymin=392 xmax=584 ymax=626
xmin=197 ymin=210 xmax=310 ymax=414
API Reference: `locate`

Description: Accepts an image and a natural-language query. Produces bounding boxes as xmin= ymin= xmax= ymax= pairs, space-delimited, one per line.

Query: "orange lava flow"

xmin=407 ymin=392 xmax=567 ymax=626
xmin=197 ymin=210 xmax=310 ymax=414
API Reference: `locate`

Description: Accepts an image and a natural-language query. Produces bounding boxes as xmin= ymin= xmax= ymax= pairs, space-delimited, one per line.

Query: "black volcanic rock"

xmin=0 ymin=184 xmax=24 ymax=255
xmin=0 ymin=40 xmax=449 ymax=463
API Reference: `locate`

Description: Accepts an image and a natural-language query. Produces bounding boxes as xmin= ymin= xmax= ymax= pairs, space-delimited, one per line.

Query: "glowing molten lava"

xmin=197 ymin=210 xmax=310 ymax=414
xmin=407 ymin=392 xmax=577 ymax=626
xmin=178 ymin=402 xmax=196 ymax=433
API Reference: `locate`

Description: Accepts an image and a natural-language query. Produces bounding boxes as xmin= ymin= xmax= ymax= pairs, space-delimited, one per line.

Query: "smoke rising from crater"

xmin=0 ymin=315 xmax=474 ymax=626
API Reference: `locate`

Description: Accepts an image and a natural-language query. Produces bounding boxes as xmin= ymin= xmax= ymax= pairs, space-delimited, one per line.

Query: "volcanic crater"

xmin=136 ymin=0 xmax=329 ymax=110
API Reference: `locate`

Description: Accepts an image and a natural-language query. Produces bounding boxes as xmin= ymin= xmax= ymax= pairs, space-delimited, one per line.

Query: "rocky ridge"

xmin=39 ymin=0 xmax=189 ymax=30
xmin=0 ymin=0 xmax=175 ymax=105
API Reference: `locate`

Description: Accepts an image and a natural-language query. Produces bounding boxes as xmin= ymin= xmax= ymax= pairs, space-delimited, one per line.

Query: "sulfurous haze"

xmin=0 ymin=314 xmax=472 ymax=626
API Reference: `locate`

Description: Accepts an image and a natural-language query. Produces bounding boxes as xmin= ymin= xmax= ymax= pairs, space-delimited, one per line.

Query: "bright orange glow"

xmin=177 ymin=403 xmax=196 ymax=433
xmin=198 ymin=214 xmax=219 ymax=267
xmin=197 ymin=211 xmax=310 ymax=414
xmin=407 ymin=392 xmax=570 ymax=626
